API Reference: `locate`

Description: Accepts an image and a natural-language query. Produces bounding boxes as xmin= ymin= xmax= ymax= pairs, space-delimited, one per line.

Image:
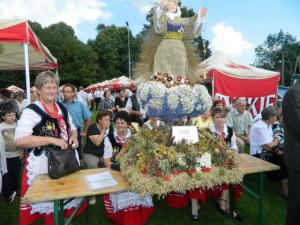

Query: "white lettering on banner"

xmin=266 ymin=94 xmax=276 ymax=107
xmin=260 ymin=97 xmax=265 ymax=113
xmin=214 ymin=93 xmax=276 ymax=115
xmin=248 ymin=97 xmax=259 ymax=115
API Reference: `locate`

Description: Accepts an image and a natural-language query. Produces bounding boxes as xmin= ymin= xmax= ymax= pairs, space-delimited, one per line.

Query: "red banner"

xmin=212 ymin=70 xmax=280 ymax=116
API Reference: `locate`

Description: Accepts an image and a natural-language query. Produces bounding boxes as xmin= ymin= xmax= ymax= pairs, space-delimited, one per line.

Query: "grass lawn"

xmin=0 ymin=111 xmax=287 ymax=224
xmin=0 ymin=179 xmax=287 ymax=225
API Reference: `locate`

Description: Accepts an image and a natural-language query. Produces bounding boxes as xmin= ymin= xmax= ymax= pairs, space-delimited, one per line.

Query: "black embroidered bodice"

xmin=211 ymin=126 xmax=233 ymax=145
xmin=24 ymin=102 xmax=70 ymax=157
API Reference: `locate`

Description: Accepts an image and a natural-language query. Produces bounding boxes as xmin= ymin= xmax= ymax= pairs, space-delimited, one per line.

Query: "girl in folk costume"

xmin=208 ymin=107 xmax=242 ymax=221
xmin=188 ymin=107 xmax=242 ymax=221
xmin=15 ymin=71 xmax=86 ymax=225
xmin=103 ymin=111 xmax=154 ymax=225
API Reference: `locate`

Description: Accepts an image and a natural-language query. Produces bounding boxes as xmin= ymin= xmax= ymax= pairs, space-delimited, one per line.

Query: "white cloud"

xmin=211 ymin=23 xmax=255 ymax=60
xmin=131 ymin=0 xmax=153 ymax=14
xmin=0 ymin=0 xmax=112 ymax=29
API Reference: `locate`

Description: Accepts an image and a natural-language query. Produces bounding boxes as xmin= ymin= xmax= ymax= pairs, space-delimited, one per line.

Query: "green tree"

xmin=193 ymin=36 xmax=212 ymax=61
xmin=37 ymin=22 xmax=99 ymax=87
xmin=255 ymin=30 xmax=300 ymax=86
xmin=88 ymin=24 xmax=141 ymax=81
xmin=0 ymin=71 xmax=27 ymax=89
xmin=179 ymin=5 xmax=195 ymax=17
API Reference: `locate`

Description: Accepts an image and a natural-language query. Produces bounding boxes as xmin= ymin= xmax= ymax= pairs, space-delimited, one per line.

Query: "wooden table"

xmin=229 ymin=153 xmax=280 ymax=225
xmin=238 ymin=153 xmax=279 ymax=175
xmin=23 ymin=168 xmax=130 ymax=225
xmin=23 ymin=154 xmax=279 ymax=225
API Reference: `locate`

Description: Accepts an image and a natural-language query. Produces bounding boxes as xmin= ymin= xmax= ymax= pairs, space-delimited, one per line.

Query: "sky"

xmin=1 ymin=0 xmax=300 ymax=64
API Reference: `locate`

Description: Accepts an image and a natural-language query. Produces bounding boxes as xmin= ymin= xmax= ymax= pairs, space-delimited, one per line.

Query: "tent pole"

xmin=212 ymin=71 xmax=215 ymax=97
xmin=23 ymin=43 xmax=31 ymax=102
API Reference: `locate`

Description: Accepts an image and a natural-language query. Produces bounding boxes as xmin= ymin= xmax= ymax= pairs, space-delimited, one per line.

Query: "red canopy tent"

xmin=105 ymin=76 xmax=135 ymax=90
xmin=7 ymin=85 xmax=24 ymax=93
xmin=0 ymin=19 xmax=58 ymax=101
xmin=84 ymin=80 xmax=110 ymax=93
xmin=200 ymin=51 xmax=280 ymax=116
xmin=84 ymin=76 xmax=135 ymax=93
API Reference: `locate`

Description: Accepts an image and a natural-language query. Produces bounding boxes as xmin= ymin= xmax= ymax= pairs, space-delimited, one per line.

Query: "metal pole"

xmin=23 ymin=43 xmax=31 ymax=103
xmin=294 ymin=56 xmax=300 ymax=75
xmin=126 ymin=22 xmax=131 ymax=79
xmin=54 ymin=200 xmax=59 ymax=225
xmin=59 ymin=200 xmax=64 ymax=225
xmin=281 ymin=53 xmax=285 ymax=86
xmin=259 ymin=173 xmax=265 ymax=225
xmin=298 ymin=56 xmax=300 ymax=73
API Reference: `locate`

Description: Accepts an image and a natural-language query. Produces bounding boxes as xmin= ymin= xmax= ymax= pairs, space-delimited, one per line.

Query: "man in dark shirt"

xmin=125 ymin=86 xmax=146 ymax=126
xmin=114 ymin=88 xmax=128 ymax=111
xmin=282 ymin=79 xmax=300 ymax=225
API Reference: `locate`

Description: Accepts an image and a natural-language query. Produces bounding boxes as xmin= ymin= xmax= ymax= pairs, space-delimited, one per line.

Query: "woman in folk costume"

xmin=15 ymin=71 xmax=86 ymax=225
xmin=135 ymin=0 xmax=211 ymax=120
xmin=103 ymin=111 xmax=154 ymax=225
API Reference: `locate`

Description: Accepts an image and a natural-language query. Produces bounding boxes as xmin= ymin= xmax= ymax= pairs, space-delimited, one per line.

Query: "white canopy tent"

xmin=199 ymin=51 xmax=280 ymax=115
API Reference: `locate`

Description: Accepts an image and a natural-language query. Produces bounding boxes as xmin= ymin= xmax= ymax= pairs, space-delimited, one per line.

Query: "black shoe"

xmin=233 ymin=212 xmax=243 ymax=222
xmin=215 ymin=202 xmax=229 ymax=217
xmin=191 ymin=214 xmax=199 ymax=221
xmin=279 ymin=191 xmax=288 ymax=200
xmin=8 ymin=191 xmax=17 ymax=203
xmin=191 ymin=208 xmax=203 ymax=221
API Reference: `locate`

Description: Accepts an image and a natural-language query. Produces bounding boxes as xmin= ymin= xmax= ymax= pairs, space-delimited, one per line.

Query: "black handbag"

xmin=48 ymin=145 xmax=80 ymax=179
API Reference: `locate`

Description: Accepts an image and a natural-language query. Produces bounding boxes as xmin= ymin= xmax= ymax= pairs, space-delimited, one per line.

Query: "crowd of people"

xmin=0 ymin=70 xmax=291 ymax=225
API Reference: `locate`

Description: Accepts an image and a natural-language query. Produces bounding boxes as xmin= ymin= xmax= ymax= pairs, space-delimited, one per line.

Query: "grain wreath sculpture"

xmin=121 ymin=0 xmax=243 ymax=196
xmin=118 ymin=127 xmax=243 ymax=197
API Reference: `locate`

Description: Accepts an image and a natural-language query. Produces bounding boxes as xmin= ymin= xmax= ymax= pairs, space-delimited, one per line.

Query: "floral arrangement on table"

xmin=118 ymin=126 xmax=243 ymax=197
xmin=137 ymin=79 xmax=211 ymax=119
